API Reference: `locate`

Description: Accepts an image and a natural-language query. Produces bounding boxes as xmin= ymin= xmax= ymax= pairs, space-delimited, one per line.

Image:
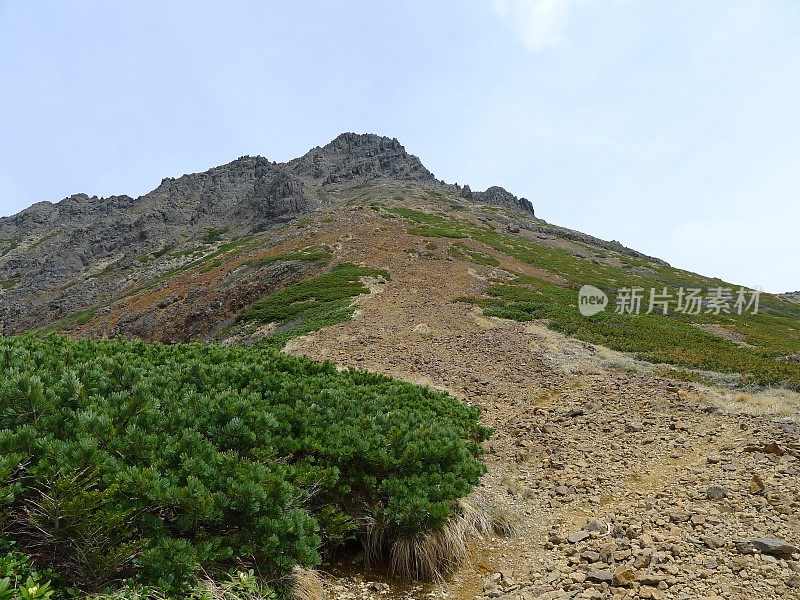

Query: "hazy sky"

xmin=1 ymin=1 xmax=798 ymax=292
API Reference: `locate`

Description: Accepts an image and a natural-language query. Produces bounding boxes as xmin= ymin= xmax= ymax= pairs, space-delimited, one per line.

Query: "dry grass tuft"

xmin=290 ymin=566 xmax=326 ymax=600
xmin=378 ymin=498 xmax=520 ymax=581
xmin=701 ymin=385 xmax=800 ymax=419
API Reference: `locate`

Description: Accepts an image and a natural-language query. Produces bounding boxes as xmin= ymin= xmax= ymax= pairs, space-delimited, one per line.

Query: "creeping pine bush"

xmin=237 ymin=262 xmax=389 ymax=347
xmin=0 ymin=335 xmax=488 ymax=595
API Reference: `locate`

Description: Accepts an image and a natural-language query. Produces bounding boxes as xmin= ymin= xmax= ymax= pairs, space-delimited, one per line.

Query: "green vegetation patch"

xmin=203 ymin=227 xmax=227 ymax=243
xmin=0 ymin=334 xmax=488 ymax=595
xmin=29 ymin=230 xmax=60 ymax=250
xmin=0 ymin=237 xmax=21 ymax=257
xmin=238 ymin=263 xmax=386 ymax=347
xmin=469 ymin=274 xmax=800 ymax=390
xmin=138 ymin=237 xmax=257 ymax=292
xmin=448 ymin=243 xmax=499 ymax=266
xmin=0 ymin=277 xmax=21 ymax=290
xmin=62 ymin=307 xmax=98 ymax=326
xmin=388 ymin=208 xmax=800 ymax=389
xmin=240 ymin=247 xmax=330 ymax=270
xmin=388 ymin=208 xmax=468 ymax=239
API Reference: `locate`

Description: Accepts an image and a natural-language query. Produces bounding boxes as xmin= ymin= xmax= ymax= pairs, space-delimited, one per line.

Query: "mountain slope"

xmin=4 ymin=132 xmax=798 ymax=389
xmin=1 ymin=133 xmax=800 ymax=598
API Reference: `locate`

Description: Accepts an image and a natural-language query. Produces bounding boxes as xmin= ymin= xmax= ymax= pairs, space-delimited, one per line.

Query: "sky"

xmin=1 ymin=1 xmax=798 ymax=292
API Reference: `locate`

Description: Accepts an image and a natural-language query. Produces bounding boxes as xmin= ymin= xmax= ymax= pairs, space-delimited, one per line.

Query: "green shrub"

xmin=237 ymin=263 xmax=388 ymax=347
xmin=448 ymin=243 xmax=499 ymax=266
xmin=0 ymin=335 xmax=487 ymax=594
xmin=0 ymin=545 xmax=57 ymax=600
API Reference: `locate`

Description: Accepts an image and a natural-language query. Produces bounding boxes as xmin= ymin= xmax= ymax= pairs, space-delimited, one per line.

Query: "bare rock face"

xmin=780 ymin=291 xmax=800 ymax=304
xmin=0 ymin=155 xmax=314 ymax=332
xmin=289 ymin=132 xmax=436 ymax=185
xmin=472 ymin=185 xmax=535 ymax=216
xmin=151 ymin=156 xmax=311 ymax=226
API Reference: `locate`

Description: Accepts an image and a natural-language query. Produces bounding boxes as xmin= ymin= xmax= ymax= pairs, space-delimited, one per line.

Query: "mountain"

xmin=0 ymin=132 xmax=623 ymax=336
xmin=2 ymin=133 xmax=800 ymax=599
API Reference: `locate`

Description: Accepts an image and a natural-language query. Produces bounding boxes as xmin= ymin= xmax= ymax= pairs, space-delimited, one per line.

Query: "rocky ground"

xmin=283 ymin=210 xmax=800 ymax=600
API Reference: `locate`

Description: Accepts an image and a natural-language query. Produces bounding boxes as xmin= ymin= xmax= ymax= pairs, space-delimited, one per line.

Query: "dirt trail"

xmin=285 ymin=212 xmax=800 ymax=600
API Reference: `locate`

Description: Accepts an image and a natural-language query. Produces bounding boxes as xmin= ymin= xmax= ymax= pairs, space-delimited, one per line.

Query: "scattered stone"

xmin=705 ymin=485 xmax=727 ymax=500
xmin=581 ymin=550 xmax=601 ymax=563
xmin=548 ymin=530 xmax=564 ymax=544
xmin=584 ymin=520 xmax=607 ymax=533
xmin=612 ymin=565 xmax=638 ymax=587
xmin=750 ymin=536 xmax=799 ymax=556
xmin=702 ymin=534 xmax=725 ymax=549
xmin=749 ymin=474 xmax=765 ymax=495
xmin=668 ymin=509 xmax=691 ymax=523
xmin=744 ymin=442 xmax=785 ymax=456
xmin=568 ymin=531 xmax=590 ymax=544
xmin=639 ymin=573 xmax=666 ymax=586
xmin=585 ymin=569 xmax=613 ymax=584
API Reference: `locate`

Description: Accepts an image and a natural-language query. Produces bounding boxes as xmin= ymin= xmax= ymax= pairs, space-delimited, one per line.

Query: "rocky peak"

xmin=289 ymin=132 xmax=436 ymax=185
xmin=470 ymin=185 xmax=535 ymax=216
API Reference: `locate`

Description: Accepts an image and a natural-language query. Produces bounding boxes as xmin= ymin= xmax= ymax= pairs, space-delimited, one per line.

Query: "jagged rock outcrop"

xmin=289 ymin=133 xmax=436 ymax=185
xmin=780 ymin=291 xmax=800 ymax=304
xmin=472 ymin=186 xmax=535 ymax=216
xmin=0 ymin=155 xmax=315 ymax=331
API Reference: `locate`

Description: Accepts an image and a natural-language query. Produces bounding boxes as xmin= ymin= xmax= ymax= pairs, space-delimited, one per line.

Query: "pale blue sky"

xmin=1 ymin=1 xmax=798 ymax=292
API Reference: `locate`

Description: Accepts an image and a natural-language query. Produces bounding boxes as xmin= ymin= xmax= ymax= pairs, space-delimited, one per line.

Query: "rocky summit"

xmin=1 ymin=133 xmax=799 ymax=599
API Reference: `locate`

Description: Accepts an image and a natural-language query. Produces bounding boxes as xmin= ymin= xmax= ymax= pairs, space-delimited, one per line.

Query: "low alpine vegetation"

xmin=0 ymin=335 xmax=489 ymax=596
xmin=237 ymin=262 xmax=388 ymax=347
xmin=390 ymin=208 xmax=800 ymax=390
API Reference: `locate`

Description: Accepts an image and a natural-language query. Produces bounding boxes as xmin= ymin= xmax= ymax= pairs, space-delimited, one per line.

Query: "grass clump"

xmin=241 ymin=248 xmax=330 ymax=270
xmin=0 ymin=237 xmax=21 ymax=257
xmin=237 ymin=263 xmax=386 ymax=347
xmin=29 ymin=230 xmax=60 ymax=250
xmin=0 ymin=334 xmax=488 ymax=596
xmin=62 ymin=307 xmax=99 ymax=326
xmin=0 ymin=277 xmax=21 ymax=290
xmin=388 ymin=209 xmax=467 ymax=239
xmin=448 ymin=243 xmax=499 ymax=266
xmin=204 ymin=227 xmax=227 ymax=243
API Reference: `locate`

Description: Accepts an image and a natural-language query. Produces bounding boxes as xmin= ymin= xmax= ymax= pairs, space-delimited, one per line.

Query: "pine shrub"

xmin=0 ymin=335 xmax=488 ymax=594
